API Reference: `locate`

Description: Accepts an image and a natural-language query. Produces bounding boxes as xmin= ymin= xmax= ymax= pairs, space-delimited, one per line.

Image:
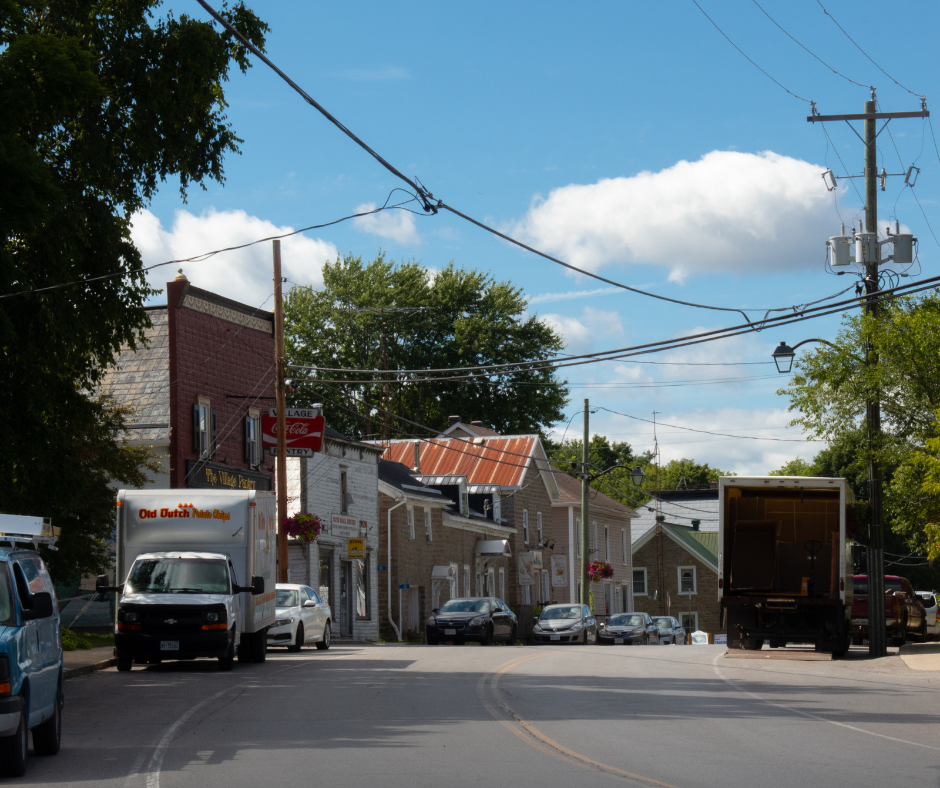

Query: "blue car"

xmin=0 ymin=517 xmax=64 ymax=777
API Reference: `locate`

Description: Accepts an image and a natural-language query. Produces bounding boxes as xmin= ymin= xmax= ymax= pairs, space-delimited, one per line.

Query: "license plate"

xmin=550 ymin=634 xmax=561 ymax=641
xmin=853 ymin=618 xmax=868 ymax=625
xmin=444 ymin=629 xmax=456 ymax=635
xmin=614 ymin=638 xmax=624 ymax=644
xmin=160 ymin=641 xmax=179 ymax=651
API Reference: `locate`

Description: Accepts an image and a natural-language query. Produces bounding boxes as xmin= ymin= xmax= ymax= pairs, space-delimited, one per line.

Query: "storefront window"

xmin=354 ymin=558 xmax=369 ymax=619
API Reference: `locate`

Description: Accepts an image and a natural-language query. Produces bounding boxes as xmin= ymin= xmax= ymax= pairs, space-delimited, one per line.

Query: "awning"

xmin=474 ymin=539 xmax=511 ymax=557
xmin=431 ymin=565 xmax=456 ymax=580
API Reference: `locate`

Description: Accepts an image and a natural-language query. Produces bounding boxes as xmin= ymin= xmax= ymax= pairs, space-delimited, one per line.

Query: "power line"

xmin=751 ymin=0 xmax=869 ymax=90
xmin=814 ymin=0 xmax=923 ymax=99
xmin=690 ymin=0 xmax=812 ymax=103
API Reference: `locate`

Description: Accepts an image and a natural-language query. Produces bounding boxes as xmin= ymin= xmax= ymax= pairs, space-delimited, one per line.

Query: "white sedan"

xmin=267 ymin=584 xmax=332 ymax=651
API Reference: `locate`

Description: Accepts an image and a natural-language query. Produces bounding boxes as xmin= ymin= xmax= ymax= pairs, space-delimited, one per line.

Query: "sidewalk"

xmin=63 ymin=646 xmax=115 ymax=680
xmin=899 ymin=643 xmax=940 ymax=671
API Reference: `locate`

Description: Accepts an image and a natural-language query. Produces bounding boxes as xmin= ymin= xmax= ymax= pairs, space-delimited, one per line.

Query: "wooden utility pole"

xmin=580 ymin=399 xmax=591 ymax=607
xmin=273 ymin=240 xmax=289 ymax=584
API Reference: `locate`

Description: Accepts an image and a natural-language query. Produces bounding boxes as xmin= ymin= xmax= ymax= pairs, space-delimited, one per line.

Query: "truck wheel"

xmin=316 ymin=622 xmax=331 ymax=651
xmin=219 ymin=640 xmax=235 ymax=671
xmin=238 ymin=631 xmax=252 ymax=663
xmin=0 ymin=703 xmax=28 ymax=777
xmin=251 ymin=628 xmax=267 ymax=663
xmin=33 ymin=681 xmax=62 ymax=756
xmin=116 ymin=656 xmax=133 ymax=672
xmin=288 ymin=624 xmax=304 ymax=653
xmin=768 ymin=640 xmax=781 ymax=649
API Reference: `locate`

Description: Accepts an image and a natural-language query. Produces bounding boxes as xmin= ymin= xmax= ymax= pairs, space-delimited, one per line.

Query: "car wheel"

xmin=116 ymin=655 xmax=133 ymax=672
xmin=481 ymin=624 xmax=494 ymax=646
xmin=0 ymin=701 xmax=28 ymax=777
xmin=288 ymin=624 xmax=304 ymax=653
xmin=316 ymin=621 xmax=331 ymax=651
xmin=33 ymin=681 xmax=62 ymax=756
xmin=506 ymin=625 xmax=517 ymax=645
xmin=251 ymin=628 xmax=267 ymax=663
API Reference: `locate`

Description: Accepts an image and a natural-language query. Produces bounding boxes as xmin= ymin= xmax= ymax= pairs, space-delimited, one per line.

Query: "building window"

xmin=680 ymin=612 xmax=699 ymax=631
xmin=461 ymin=488 xmax=469 ymax=516
xmin=493 ymin=497 xmax=501 ymax=522
xmin=464 ymin=565 xmax=471 ymax=597
xmin=424 ymin=509 xmax=432 ymax=542
xmin=487 ymin=568 xmax=495 ymax=596
xmin=244 ymin=409 xmax=261 ymax=467
xmin=354 ymin=558 xmax=370 ymax=619
xmin=499 ymin=567 xmax=505 ymax=601
xmin=622 ymin=529 xmax=628 ymax=564
xmin=523 ymin=510 xmax=529 ymax=543
xmin=193 ymin=398 xmax=212 ymax=458
xmin=604 ymin=526 xmax=610 ymax=561
xmin=678 ymin=566 xmax=697 ymax=595
xmin=633 ymin=568 xmax=647 ymax=596
xmin=576 ymin=517 xmax=581 ymax=557
xmin=592 ymin=521 xmax=598 ymax=557
xmin=622 ymin=584 xmax=631 ymax=613
xmin=536 ymin=512 xmax=543 ymax=544
xmin=340 ymin=470 xmax=349 ymax=514
xmin=407 ymin=509 xmax=415 ymax=541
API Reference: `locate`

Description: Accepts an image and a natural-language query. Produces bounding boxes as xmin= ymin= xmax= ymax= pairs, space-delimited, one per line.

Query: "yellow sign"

xmin=347 ymin=538 xmax=364 ymax=558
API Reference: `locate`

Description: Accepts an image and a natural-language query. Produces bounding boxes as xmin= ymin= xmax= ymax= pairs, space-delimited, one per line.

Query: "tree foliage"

xmin=1 ymin=0 xmax=268 ymax=580
xmin=285 ymin=253 xmax=569 ymax=438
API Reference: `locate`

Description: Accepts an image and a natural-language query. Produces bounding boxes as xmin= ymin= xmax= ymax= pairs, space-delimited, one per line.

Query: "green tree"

xmin=1 ymin=0 xmax=268 ymax=579
xmin=768 ymin=457 xmax=815 ymax=476
xmin=285 ymin=253 xmax=569 ymax=437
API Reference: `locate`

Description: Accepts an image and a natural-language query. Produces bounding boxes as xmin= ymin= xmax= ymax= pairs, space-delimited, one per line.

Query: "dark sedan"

xmin=532 ymin=604 xmax=598 ymax=645
xmin=598 ymin=613 xmax=660 ymax=645
xmin=427 ymin=597 xmax=517 ymax=645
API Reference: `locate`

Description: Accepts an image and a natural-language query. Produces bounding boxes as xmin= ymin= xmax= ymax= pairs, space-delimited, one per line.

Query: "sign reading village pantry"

xmin=186 ymin=459 xmax=272 ymax=491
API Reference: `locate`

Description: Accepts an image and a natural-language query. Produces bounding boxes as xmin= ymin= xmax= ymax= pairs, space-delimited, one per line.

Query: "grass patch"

xmin=61 ymin=629 xmax=114 ymax=651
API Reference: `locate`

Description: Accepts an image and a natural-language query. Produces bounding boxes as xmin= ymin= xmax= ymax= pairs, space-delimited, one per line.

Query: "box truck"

xmin=98 ymin=490 xmax=276 ymax=671
xmin=718 ymin=476 xmax=852 ymax=655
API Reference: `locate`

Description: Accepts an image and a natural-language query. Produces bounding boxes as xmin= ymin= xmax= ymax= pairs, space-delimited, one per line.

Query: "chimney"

xmin=448 ymin=415 xmax=461 ymax=427
xmin=470 ymin=420 xmax=483 ymax=427
xmin=413 ymin=441 xmax=421 ymax=474
xmin=691 ymin=519 xmax=701 ymax=531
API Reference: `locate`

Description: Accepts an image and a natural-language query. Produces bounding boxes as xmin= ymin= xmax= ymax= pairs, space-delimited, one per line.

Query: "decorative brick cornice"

xmin=180 ymin=288 xmax=274 ymax=333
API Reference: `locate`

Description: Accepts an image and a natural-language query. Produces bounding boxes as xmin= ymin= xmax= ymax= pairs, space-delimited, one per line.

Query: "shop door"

xmin=319 ymin=549 xmax=334 ymax=613
xmin=340 ymin=560 xmax=354 ymax=636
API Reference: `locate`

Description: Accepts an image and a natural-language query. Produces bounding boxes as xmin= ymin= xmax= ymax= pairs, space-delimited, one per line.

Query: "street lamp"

xmin=771 ymin=338 xmax=839 ymax=374
xmin=631 ymin=466 xmax=646 ymax=487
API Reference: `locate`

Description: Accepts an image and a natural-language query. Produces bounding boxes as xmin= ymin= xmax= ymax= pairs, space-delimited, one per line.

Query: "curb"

xmin=64 ymin=658 xmax=116 ymax=680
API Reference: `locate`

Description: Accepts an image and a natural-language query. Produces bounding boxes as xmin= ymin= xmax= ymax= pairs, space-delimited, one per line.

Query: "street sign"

xmin=261 ymin=407 xmax=325 ymax=456
xmin=377 ymin=565 xmax=387 ymax=571
xmin=347 ymin=538 xmax=364 ymax=558
xmin=399 ymin=584 xmax=410 ymax=589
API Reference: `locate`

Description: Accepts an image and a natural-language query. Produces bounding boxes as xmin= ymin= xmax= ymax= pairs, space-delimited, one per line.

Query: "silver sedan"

xmin=652 ymin=616 xmax=687 ymax=645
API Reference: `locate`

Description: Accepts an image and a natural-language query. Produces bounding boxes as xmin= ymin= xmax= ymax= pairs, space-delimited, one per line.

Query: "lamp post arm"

xmin=587 ymin=464 xmax=633 ymax=483
xmin=791 ymin=338 xmax=839 ymax=352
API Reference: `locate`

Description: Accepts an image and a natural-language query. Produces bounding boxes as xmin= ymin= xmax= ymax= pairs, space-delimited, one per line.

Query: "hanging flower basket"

xmin=282 ymin=512 xmax=322 ymax=543
xmin=587 ymin=561 xmax=614 ymax=582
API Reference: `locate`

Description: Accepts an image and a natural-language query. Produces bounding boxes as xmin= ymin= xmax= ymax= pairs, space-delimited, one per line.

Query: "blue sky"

xmin=137 ymin=0 xmax=940 ymax=474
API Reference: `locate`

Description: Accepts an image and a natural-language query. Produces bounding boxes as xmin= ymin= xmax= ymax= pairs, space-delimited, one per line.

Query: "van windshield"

xmin=0 ymin=564 xmax=13 ymax=626
xmin=126 ymin=558 xmax=230 ymax=594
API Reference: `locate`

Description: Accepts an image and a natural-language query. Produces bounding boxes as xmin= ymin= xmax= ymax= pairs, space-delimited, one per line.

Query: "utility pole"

xmin=381 ymin=310 xmax=390 ymax=441
xmin=273 ymin=240 xmax=289 ymax=584
xmin=580 ymin=399 xmax=591 ymax=607
xmin=808 ymin=92 xmax=929 ymax=658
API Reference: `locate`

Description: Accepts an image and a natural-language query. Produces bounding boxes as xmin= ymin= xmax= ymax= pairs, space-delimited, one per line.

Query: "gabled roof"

xmin=632 ymin=522 xmax=719 ymax=571
xmin=439 ymin=421 xmax=503 ymax=439
xmin=631 ymin=494 xmax=719 ymax=544
xmin=378 ymin=460 xmax=450 ymax=504
xmin=551 ymin=468 xmax=638 ymax=518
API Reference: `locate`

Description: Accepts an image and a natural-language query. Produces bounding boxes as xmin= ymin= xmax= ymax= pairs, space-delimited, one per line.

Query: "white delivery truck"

xmin=97 ymin=489 xmax=277 ymax=672
xmin=718 ymin=476 xmax=853 ymax=656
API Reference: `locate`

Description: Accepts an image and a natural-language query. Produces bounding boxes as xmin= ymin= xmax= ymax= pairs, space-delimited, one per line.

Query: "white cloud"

xmin=527 ymin=286 xmax=622 ymax=305
xmin=352 ymin=202 xmax=420 ymax=245
xmin=511 ymin=150 xmax=843 ymax=283
xmin=542 ymin=306 xmax=625 ymax=354
xmin=131 ymin=208 xmax=337 ymax=306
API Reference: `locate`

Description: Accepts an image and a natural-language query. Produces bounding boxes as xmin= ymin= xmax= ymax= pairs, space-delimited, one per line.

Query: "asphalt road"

xmin=10 ymin=643 xmax=940 ymax=788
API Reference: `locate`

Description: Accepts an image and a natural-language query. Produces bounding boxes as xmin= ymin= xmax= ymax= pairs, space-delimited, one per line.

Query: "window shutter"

xmin=192 ymin=404 xmax=201 ymax=453
xmin=211 ymin=409 xmax=218 ymax=457
xmin=244 ymin=416 xmax=252 ymax=463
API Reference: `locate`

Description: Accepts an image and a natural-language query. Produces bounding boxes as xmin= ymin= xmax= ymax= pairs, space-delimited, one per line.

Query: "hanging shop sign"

xmin=551 ymin=554 xmax=568 ymax=587
xmin=518 ymin=551 xmax=535 ymax=586
xmin=347 ymin=538 xmax=364 ymax=558
xmin=261 ymin=406 xmax=325 ymax=457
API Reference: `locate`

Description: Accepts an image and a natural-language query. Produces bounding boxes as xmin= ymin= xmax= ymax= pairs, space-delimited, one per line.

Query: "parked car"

xmin=851 ymin=575 xmax=927 ymax=646
xmin=532 ymin=604 xmax=598 ymax=645
xmin=916 ymin=591 xmax=939 ymax=641
xmin=652 ymin=616 xmax=686 ymax=645
xmin=267 ymin=584 xmax=332 ymax=651
xmin=427 ymin=597 xmax=516 ymax=645
xmin=598 ymin=612 xmax=660 ymax=645
xmin=0 ymin=521 xmax=63 ymax=778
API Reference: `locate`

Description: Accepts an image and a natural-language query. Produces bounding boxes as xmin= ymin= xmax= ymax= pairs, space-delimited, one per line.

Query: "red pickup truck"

xmin=851 ymin=575 xmax=927 ymax=646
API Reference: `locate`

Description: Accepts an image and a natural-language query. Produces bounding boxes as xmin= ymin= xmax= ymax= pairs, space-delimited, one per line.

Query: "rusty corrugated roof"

xmin=380 ymin=437 xmax=537 ymax=487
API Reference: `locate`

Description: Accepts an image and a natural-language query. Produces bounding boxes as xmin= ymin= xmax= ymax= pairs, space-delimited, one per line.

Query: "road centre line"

xmin=711 ymin=653 xmax=940 ymax=752
xmin=477 ymin=652 xmax=683 ymax=788
xmin=125 ymin=651 xmax=362 ymax=788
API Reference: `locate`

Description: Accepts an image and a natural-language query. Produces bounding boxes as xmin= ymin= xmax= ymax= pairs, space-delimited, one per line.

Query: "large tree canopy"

xmin=285 ymin=253 xmax=569 ymax=438
xmin=0 ymin=0 xmax=268 ymax=579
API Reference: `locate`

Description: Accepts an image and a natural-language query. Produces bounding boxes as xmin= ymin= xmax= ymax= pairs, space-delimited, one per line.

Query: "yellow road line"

xmin=478 ymin=652 xmax=683 ymax=788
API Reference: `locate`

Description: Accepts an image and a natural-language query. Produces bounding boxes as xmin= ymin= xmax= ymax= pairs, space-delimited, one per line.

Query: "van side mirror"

xmin=22 ymin=591 xmax=54 ymax=621
xmin=95 ymin=574 xmax=123 ymax=594
xmin=251 ymin=576 xmax=264 ymax=595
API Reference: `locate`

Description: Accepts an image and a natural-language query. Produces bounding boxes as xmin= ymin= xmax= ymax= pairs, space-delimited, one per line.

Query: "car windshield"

xmin=0 ymin=564 xmax=13 ymax=626
xmin=540 ymin=606 xmax=582 ymax=620
xmin=125 ymin=558 xmax=229 ymax=594
xmin=439 ymin=599 xmax=489 ymax=613
xmin=853 ymin=577 xmax=905 ymax=596
xmin=610 ymin=615 xmax=646 ymax=627
xmin=276 ymin=590 xmax=299 ymax=607
xmin=653 ymin=618 xmax=674 ymax=628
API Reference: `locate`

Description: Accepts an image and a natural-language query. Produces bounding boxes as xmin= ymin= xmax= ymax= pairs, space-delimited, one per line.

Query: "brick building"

xmin=631 ymin=519 xmax=721 ymax=634
xmin=550 ymin=470 xmax=637 ymax=617
xmin=100 ymin=270 xmax=275 ymax=492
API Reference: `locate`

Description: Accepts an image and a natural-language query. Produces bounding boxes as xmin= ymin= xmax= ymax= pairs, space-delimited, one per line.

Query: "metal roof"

xmin=379 ymin=437 xmax=537 ymax=488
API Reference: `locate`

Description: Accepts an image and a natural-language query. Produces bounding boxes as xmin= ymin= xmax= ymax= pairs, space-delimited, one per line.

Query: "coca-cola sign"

xmin=261 ymin=407 xmax=325 ymax=456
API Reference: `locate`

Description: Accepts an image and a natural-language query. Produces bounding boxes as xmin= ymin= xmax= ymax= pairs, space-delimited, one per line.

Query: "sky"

xmin=135 ymin=0 xmax=940 ymax=475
